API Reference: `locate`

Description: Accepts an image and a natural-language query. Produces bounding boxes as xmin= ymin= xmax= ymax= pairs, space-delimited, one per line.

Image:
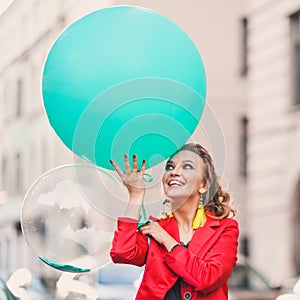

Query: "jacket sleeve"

xmin=164 ymin=219 xmax=239 ymax=294
xmin=110 ymin=217 xmax=149 ymax=267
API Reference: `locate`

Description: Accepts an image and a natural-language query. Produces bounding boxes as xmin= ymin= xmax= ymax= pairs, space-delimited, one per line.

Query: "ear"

xmin=199 ymin=187 xmax=207 ymax=194
xmin=198 ymin=180 xmax=209 ymax=194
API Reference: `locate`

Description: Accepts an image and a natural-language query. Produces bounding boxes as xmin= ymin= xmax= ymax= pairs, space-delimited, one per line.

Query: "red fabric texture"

xmin=110 ymin=214 xmax=239 ymax=300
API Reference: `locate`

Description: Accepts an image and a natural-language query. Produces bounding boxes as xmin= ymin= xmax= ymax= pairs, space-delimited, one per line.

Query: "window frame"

xmin=290 ymin=10 xmax=300 ymax=105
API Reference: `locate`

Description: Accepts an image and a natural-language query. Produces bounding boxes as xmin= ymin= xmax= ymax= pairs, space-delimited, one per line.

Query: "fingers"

xmin=132 ymin=154 xmax=138 ymax=172
xmin=140 ymin=159 xmax=146 ymax=175
xmin=138 ymin=220 xmax=157 ymax=236
xmin=139 ymin=225 xmax=150 ymax=235
xmin=139 ymin=222 xmax=165 ymax=245
xmin=131 ymin=154 xmax=145 ymax=174
xmin=109 ymin=159 xmax=125 ymax=180
xmin=138 ymin=220 xmax=151 ymax=233
xmin=138 ymin=220 xmax=151 ymax=229
xmin=124 ymin=154 xmax=131 ymax=174
xmin=110 ymin=154 xmax=146 ymax=175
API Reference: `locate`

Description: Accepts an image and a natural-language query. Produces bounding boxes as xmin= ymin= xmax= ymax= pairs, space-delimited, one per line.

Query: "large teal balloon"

xmin=42 ymin=6 xmax=206 ymax=170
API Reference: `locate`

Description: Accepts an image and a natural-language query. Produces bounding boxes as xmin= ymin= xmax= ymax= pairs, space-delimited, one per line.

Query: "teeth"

xmin=169 ymin=180 xmax=184 ymax=186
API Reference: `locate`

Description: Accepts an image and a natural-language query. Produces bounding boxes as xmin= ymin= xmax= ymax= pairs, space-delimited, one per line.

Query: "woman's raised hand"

xmin=110 ymin=154 xmax=147 ymax=199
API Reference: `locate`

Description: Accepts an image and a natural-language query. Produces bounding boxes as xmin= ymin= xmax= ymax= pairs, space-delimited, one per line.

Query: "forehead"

xmin=169 ymin=150 xmax=203 ymax=164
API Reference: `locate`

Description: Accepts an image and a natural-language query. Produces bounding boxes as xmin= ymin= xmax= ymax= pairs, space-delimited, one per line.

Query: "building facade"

xmin=247 ymin=0 xmax=300 ymax=281
xmin=0 ymin=0 xmax=116 ymax=280
xmin=2 ymin=0 xmax=298 ymax=289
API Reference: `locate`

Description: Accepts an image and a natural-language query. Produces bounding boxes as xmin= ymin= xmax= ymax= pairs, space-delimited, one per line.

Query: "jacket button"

xmin=184 ymin=292 xmax=192 ymax=299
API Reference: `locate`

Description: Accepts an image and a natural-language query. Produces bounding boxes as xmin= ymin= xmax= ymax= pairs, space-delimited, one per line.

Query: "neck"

xmin=171 ymin=196 xmax=198 ymax=231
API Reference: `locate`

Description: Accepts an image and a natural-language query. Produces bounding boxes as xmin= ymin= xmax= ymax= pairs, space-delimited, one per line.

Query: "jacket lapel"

xmin=188 ymin=216 xmax=220 ymax=254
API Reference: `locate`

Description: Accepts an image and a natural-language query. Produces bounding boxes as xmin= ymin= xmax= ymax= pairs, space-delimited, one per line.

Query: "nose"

xmin=170 ymin=165 xmax=181 ymax=176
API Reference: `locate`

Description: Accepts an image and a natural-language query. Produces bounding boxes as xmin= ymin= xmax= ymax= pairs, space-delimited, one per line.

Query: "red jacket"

xmin=110 ymin=214 xmax=239 ymax=300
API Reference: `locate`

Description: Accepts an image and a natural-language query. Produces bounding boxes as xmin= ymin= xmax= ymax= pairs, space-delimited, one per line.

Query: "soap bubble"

xmin=21 ymin=164 xmax=124 ymax=272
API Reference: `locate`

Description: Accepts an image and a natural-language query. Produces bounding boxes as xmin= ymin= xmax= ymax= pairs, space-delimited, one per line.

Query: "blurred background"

xmin=0 ymin=0 xmax=300 ymax=299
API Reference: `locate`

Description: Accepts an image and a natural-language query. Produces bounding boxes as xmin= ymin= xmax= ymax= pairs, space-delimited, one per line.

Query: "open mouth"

xmin=168 ymin=180 xmax=185 ymax=187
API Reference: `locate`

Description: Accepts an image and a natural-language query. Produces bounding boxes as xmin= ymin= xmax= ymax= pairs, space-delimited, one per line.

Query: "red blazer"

xmin=110 ymin=214 xmax=239 ymax=300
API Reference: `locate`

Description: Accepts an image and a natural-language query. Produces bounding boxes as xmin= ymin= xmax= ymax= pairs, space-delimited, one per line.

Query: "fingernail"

xmin=109 ymin=160 xmax=113 ymax=164
xmin=124 ymin=154 xmax=128 ymax=158
xmin=133 ymin=154 xmax=136 ymax=159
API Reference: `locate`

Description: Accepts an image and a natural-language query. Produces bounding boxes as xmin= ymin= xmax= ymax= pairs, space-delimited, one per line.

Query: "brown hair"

xmin=178 ymin=143 xmax=236 ymax=220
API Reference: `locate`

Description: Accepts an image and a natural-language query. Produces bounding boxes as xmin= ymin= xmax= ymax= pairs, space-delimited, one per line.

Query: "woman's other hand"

xmin=139 ymin=221 xmax=178 ymax=252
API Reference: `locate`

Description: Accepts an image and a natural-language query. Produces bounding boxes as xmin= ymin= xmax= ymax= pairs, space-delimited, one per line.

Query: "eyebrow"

xmin=166 ymin=160 xmax=195 ymax=164
xmin=182 ymin=160 xmax=195 ymax=164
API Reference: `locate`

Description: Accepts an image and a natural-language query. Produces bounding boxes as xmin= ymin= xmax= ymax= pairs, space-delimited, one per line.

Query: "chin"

xmin=166 ymin=188 xmax=191 ymax=198
xmin=167 ymin=194 xmax=189 ymax=206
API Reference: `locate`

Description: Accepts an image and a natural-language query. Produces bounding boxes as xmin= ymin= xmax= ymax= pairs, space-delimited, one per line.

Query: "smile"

xmin=168 ymin=180 xmax=185 ymax=187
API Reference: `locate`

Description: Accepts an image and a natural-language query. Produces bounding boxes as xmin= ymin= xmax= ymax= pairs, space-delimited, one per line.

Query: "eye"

xmin=165 ymin=163 xmax=174 ymax=171
xmin=183 ymin=163 xmax=194 ymax=169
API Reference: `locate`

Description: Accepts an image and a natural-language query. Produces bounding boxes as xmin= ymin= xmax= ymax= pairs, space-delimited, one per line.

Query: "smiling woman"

xmin=109 ymin=143 xmax=239 ymax=300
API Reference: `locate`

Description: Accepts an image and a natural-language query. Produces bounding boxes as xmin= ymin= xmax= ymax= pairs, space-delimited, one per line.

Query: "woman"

xmin=110 ymin=143 xmax=239 ymax=300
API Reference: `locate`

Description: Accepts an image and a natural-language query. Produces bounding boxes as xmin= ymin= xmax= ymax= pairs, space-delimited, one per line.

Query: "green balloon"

xmin=42 ymin=6 xmax=206 ymax=169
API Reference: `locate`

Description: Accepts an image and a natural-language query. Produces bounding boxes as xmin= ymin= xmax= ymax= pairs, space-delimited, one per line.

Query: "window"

xmin=5 ymin=238 xmax=10 ymax=271
xmin=240 ymin=236 xmax=250 ymax=258
xmin=0 ymin=242 xmax=2 ymax=271
xmin=3 ymin=81 xmax=10 ymax=123
xmin=290 ymin=10 xmax=300 ymax=104
xmin=240 ymin=116 xmax=248 ymax=178
xmin=1 ymin=156 xmax=7 ymax=191
xmin=241 ymin=17 xmax=249 ymax=76
xmin=295 ymin=181 xmax=300 ymax=275
xmin=16 ymin=78 xmax=23 ymax=117
xmin=15 ymin=153 xmax=22 ymax=192
xmin=0 ymin=84 xmax=3 ymax=126
xmin=14 ymin=221 xmax=22 ymax=236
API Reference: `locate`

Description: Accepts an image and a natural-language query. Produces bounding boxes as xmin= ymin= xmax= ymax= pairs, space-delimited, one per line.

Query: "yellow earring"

xmin=161 ymin=212 xmax=173 ymax=219
xmin=161 ymin=212 xmax=168 ymax=219
xmin=161 ymin=198 xmax=173 ymax=219
xmin=192 ymin=195 xmax=206 ymax=229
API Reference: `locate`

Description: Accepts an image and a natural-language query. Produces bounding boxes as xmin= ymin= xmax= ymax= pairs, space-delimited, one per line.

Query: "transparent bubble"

xmin=21 ymin=164 xmax=121 ymax=273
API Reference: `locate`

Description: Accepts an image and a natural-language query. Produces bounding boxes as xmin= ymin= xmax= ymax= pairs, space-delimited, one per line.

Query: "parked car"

xmin=229 ymin=257 xmax=281 ymax=300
